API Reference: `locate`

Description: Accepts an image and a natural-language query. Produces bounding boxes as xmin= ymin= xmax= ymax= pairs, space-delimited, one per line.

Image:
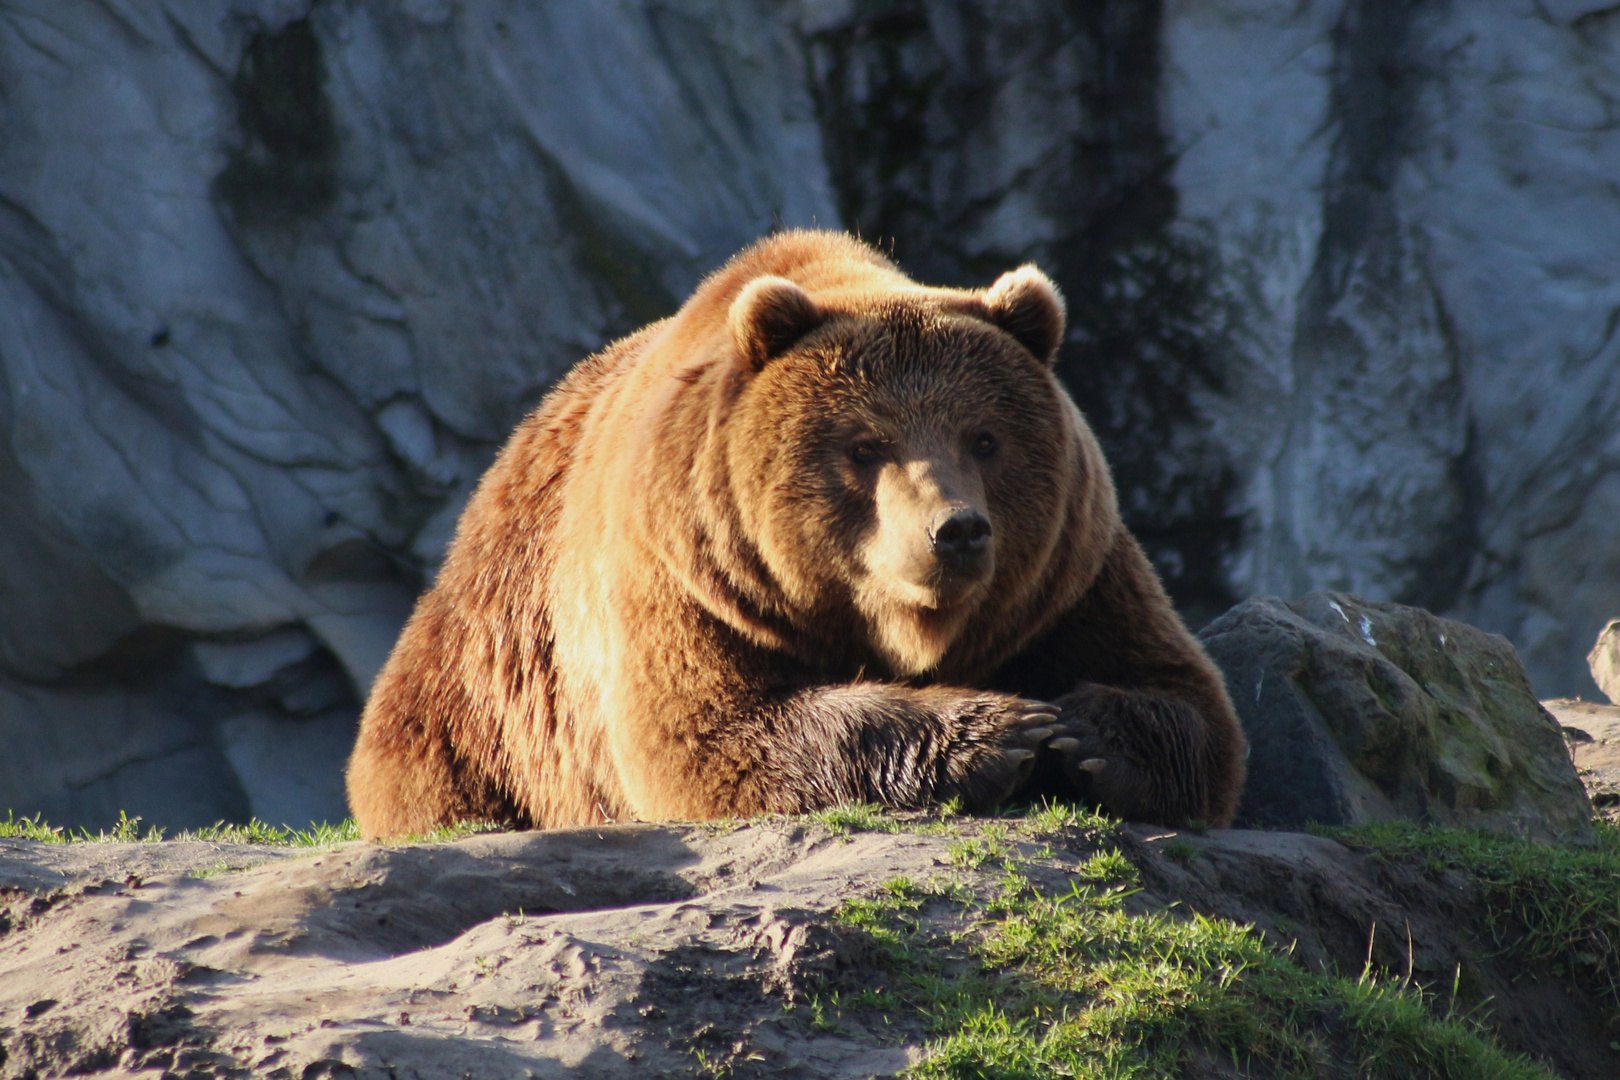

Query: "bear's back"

xmin=347 ymin=322 xmax=663 ymax=836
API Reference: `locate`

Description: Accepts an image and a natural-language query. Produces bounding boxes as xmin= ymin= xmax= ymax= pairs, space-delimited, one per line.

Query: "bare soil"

xmin=2 ymin=803 xmax=1618 ymax=1080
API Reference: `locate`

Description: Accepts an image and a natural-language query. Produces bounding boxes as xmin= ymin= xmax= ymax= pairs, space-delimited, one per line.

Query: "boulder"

xmin=1590 ymin=620 xmax=1620 ymax=705
xmin=1198 ymin=593 xmax=1592 ymax=839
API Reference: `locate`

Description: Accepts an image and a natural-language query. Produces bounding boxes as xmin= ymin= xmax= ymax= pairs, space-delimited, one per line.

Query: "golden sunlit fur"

xmin=347 ymin=231 xmax=1246 ymax=839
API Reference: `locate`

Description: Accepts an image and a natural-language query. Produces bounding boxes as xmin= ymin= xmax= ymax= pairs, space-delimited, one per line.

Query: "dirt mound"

xmin=1127 ymin=828 xmax=1616 ymax=1079
xmin=0 ymin=823 xmax=933 ymax=1079
xmin=1 ymin=816 xmax=1614 ymax=1079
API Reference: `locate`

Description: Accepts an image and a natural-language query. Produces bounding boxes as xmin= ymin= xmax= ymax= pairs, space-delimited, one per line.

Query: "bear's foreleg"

xmin=346 ymin=715 xmax=470 ymax=839
xmin=615 ymin=684 xmax=1069 ymax=819
xmin=758 ymin=685 xmax=1069 ymax=813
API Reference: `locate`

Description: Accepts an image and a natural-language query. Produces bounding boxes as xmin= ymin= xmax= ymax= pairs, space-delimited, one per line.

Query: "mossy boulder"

xmin=1199 ymin=593 xmax=1592 ymax=840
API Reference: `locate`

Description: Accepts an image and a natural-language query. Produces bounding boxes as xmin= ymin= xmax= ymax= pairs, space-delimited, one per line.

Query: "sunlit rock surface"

xmin=1 ymin=0 xmax=1617 ymax=827
xmin=1590 ymin=620 xmax=1620 ymax=705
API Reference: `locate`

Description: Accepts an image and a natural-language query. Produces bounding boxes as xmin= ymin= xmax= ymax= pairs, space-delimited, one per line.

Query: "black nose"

xmin=931 ymin=507 xmax=992 ymax=560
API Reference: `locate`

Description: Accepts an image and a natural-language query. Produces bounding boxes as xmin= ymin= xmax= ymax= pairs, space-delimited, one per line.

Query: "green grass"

xmin=946 ymin=826 xmax=1015 ymax=870
xmin=0 ymin=809 xmax=173 ymax=844
xmin=1018 ymin=800 xmax=1118 ymax=836
xmin=810 ymin=803 xmax=902 ymax=835
xmin=807 ymin=797 xmax=1120 ymax=845
xmin=0 ymin=811 xmax=77 ymax=843
xmin=172 ymin=818 xmax=363 ymax=845
xmin=0 ymin=810 xmax=503 ymax=847
xmin=831 ymin=848 xmax=1555 ymax=1080
xmin=1322 ymin=818 xmax=1620 ymax=1004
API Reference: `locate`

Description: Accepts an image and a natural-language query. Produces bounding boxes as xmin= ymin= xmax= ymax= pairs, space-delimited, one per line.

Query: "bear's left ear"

xmin=730 ymin=275 xmax=825 ymax=371
xmin=983 ymin=265 xmax=1066 ymax=365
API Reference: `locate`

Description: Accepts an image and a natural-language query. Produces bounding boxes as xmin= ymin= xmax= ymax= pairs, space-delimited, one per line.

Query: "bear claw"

xmin=1078 ymin=757 xmax=1107 ymax=774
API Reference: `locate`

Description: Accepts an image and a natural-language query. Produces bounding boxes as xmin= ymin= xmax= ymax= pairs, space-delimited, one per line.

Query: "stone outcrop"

xmin=1199 ymin=593 xmax=1593 ymax=839
xmin=1162 ymin=2 xmax=1620 ymax=701
xmin=1543 ymin=696 xmax=1620 ymax=821
xmin=3 ymin=2 xmax=1619 ymax=827
xmin=1590 ymin=621 xmax=1620 ymax=705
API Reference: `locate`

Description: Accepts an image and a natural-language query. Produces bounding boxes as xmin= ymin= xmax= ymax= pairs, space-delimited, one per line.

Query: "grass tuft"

xmin=946 ymin=825 xmax=1015 ymax=870
xmin=0 ymin=809 xmax=167 ymax=844
xmin=1321 ymin=818 xmax=1620 ymax=1005
xmin=170 ymin=819 xmax=362 ymax=846
xmin=831 ymin=841 xmax=1554 ymax=1080
xmin=0 ymin=811 xmax=69 ymax=843
xmin=0 ymin=812 xmax=517 ymax=848
xmin=2 ymin=812 xmax=366 ymax=847
xmin=810 ymin=803 xmax=899 ymax=836
xmin=1019 ymin=799 xmax=1117 ymax=836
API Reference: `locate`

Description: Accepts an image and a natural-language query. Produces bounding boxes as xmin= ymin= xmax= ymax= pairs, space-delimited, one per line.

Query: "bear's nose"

xmin=930 ymin=507 xmax=992 ymax=561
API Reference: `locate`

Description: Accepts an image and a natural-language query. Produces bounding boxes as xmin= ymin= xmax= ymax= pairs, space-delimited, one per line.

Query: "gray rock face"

xmin=1199 ymin=593 xmax=1593 ymax=839
xmin=1163 ymin=1 xmax=1620 ymax=698
xmin=1 ymin=1 xmax=1618 ymax=827
xmin=0 ymin=0 xmax=835 ymax=829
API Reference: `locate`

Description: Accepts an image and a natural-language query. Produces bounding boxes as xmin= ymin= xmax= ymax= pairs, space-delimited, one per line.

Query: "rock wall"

xmin=1164 ymin=0 xmax=1620 ymax=703
xmin=0 ymin=0 xmax=835 ymax=828
xmin=1 ymin=0 xmax=1617 ymax=828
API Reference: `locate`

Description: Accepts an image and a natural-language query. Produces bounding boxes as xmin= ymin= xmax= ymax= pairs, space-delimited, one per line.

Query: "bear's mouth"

xmin=921 ymin=548 xmax=996 ymax=606
xmin=859 ymin=551 xmax=995 ymax=614
xmin=923 ymin=570 xmax=991 ymax=610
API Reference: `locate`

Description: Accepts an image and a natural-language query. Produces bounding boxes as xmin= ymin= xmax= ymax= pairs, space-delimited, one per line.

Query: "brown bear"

xmin=346 ymin=231 xmax=1246 ymax=839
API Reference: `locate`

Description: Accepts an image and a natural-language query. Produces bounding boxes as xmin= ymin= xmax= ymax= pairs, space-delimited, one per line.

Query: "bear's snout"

xmin=930 ymin=506 xmax=992 ymax=565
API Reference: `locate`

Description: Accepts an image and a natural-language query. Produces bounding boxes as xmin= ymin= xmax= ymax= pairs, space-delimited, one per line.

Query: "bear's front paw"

xmin=940 ymin=697 xmax=1071 ymax=811
xmin=1046 ymin=729 xmax=1157 ymax=822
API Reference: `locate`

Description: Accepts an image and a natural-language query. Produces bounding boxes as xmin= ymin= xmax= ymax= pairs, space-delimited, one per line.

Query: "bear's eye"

xmin=971 ymin=431 xmax=998 ymax=459
xmin=849 ymin=441 xmax=882 ymax=466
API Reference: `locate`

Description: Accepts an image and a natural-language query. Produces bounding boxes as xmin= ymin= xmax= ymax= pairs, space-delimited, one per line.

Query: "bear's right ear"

xmin=729 ymin=276 xmax=824 ymax=371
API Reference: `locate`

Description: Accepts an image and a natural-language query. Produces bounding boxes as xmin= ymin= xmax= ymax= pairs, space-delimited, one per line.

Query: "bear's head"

xmin=722 ymin=263 xmax=1088 ymax=677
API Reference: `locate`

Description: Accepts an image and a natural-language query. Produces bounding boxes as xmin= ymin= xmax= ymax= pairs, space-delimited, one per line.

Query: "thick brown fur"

xmin=347 ymin=231 xmax=1246 ymax=839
